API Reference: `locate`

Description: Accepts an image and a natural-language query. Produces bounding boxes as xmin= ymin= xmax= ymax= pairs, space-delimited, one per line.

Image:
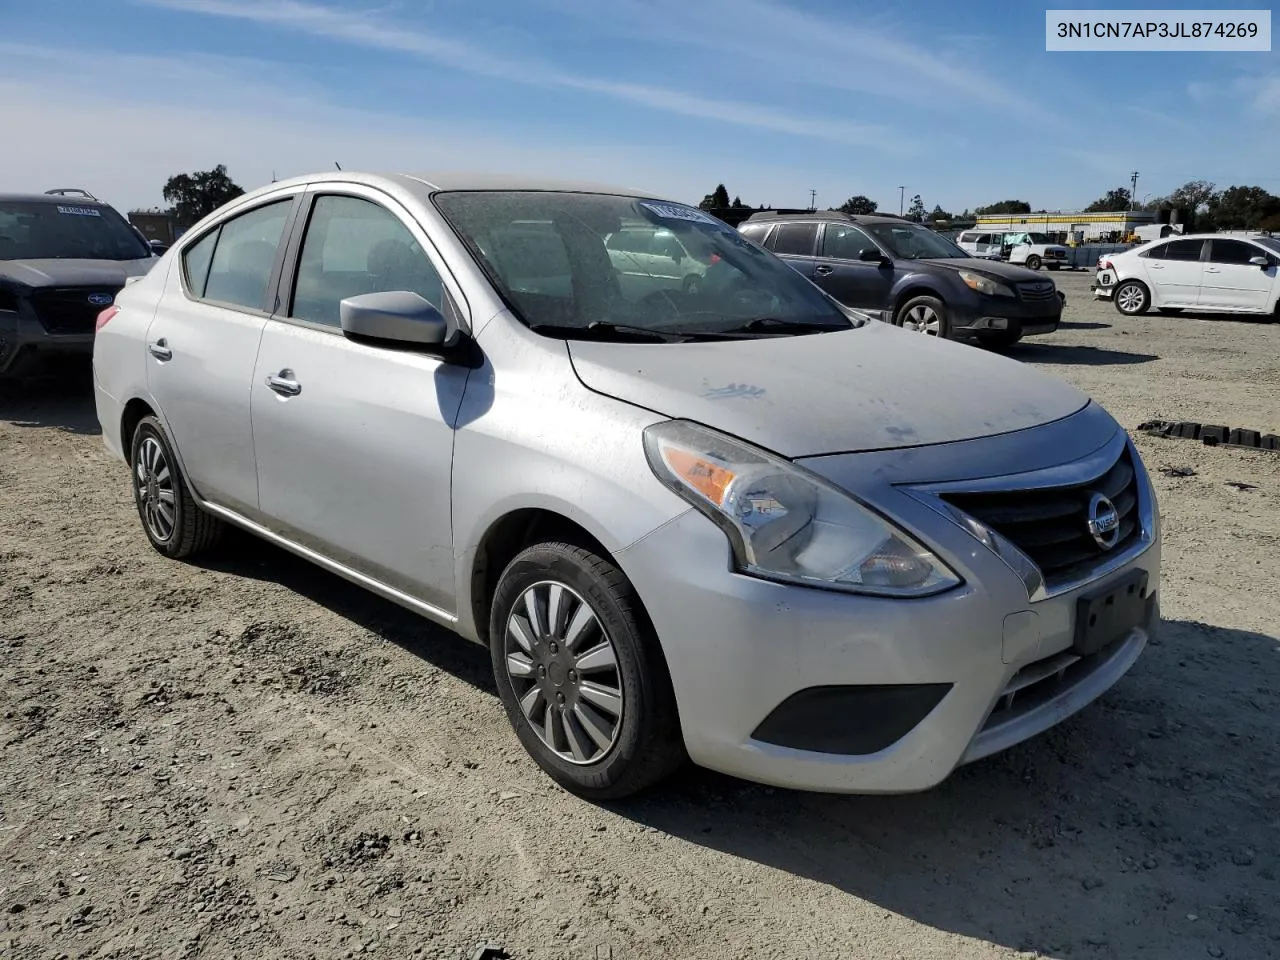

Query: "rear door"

xmin=1140 ymin=237 xmax=1206 ymax=307
xmin=145 ymin=191 xmax=302 ymax=516
xmin=768 ymin=221 xmax=820 ymax=279
xmin=250 ymin=186 xmax=469 ymax=612
xmin=1199 ymin=238 xmax=1277 ymax=312
xmin=810 ymin=222 xmax=894 ymax=313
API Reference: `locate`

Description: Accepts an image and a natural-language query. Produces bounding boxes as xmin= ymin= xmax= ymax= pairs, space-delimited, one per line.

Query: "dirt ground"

xmin=2 ymin=271 xmax=1278 ymax=960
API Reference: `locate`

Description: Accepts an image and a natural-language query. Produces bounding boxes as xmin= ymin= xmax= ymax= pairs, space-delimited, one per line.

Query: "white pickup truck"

xmin=956 ymin=230 xmax=1071 ymax=271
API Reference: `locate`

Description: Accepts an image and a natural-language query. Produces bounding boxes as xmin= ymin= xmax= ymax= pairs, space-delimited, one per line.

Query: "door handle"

xmin=147 ymin=339 xmax=172 ymax=361
xmin=1204 ymin=268 xmax=1221 ymax=273
xmin=265 ymin=370 xmax=302 ymax=397
xmin=814 ymin=264 xmax=834 ymax=276
xmin=1148 ymin=263 xmax=1163 ymax=269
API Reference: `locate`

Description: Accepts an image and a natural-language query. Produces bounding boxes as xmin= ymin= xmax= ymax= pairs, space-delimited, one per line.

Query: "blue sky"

xmin=3 ymin=0 xmax=1278 ymax=213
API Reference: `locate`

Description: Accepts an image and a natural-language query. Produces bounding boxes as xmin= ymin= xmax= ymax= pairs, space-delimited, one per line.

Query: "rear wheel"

xmin=894 ymin=295 xmax=950 ymax=339
xmin=489 ymin=542 xmax=684 ymax=800
xmin=1025 ymin=255 xmax=1043 ymax=271
xmin=130 ymin=416 xmax=222 ymax=559
xmin=1114 ymin=280 xmax=1150 ymax=316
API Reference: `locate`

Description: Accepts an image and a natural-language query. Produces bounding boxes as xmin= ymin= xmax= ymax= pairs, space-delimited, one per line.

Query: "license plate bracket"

xmin=1073 ymin=569 xmax=1149 ymax=657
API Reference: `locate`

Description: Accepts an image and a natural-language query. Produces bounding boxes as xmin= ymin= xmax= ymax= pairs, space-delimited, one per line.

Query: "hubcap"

xmin=1117 ymin=284 xmax=1144 ymax=312
xmin=504 ymin=581 xmax=623 ymax=766
xmin=902 ymin=304 xmax=941 ymax=335
xmin=135 ymin=436 xmax=176 ymax=542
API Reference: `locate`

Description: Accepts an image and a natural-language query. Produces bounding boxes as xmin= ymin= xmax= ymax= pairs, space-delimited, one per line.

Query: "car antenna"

xmin=334 ymin=161 xmax=342 ymax=171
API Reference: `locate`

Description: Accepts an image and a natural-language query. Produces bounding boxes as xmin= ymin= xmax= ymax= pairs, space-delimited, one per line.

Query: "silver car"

xmin=93 ymin=173 xmax=1161 ymax=799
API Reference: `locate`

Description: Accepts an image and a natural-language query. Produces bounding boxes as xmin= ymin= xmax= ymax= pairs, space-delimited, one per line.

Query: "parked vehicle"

xmin=605 ymin=224 xmax=705 ymax=295
xmin=957 ymin=230 xmax=1069 ymax=270
xmin=0 ymin=190 xmax=155 ymax=379
xmin=1093 ymin=234 xmax=1280 ymax=317
xmin=94 ymin=172 xmax=1160 ymax=799
xmin=740 ymin=212 xmax=1062 ymax=348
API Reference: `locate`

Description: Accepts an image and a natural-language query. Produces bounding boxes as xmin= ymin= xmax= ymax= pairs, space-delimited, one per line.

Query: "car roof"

xmin=743 ymin=210 xmax=909 ymax=225
xmin=260 ymin=171 xmax=662 ymax=199
xmin=0 ymin=193 xmax=111 ymax=205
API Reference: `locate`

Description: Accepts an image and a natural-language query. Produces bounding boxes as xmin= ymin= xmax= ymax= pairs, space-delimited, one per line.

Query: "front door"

xmin=810 ymin=222 xmax=894 ymax=315
xmin=1198 ymin=238 xmax=1277 ymax=311
xmin=145 ymin=194 xmax=298 ymax=515
xmin=250 ymin=189 xmax=469 ymax=612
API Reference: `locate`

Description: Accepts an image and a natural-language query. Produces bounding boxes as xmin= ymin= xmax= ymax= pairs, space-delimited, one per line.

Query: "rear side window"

xmin=1154 ymin=238 xmax=1205 ymax=262
xmin=1209 ymin=239 xmax=1265 ymax=265
xmin=182 ymin=230 xmax=218 ymax=298
xmin=771 ymin=222 xmax=819 ymax=256
xmin=202 ymin=200 xmax=292 ymax=311
xmin=737 ymin=223 xmax=770 ymax=244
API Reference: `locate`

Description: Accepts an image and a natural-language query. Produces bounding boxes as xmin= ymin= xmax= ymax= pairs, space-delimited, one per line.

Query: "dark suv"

xmin=738 ymin=212 xmax=1063 ymax=348
xmin=1 ymin=190 xmax=155 ymax=379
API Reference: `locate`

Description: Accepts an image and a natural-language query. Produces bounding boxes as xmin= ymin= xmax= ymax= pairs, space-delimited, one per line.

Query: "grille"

xmin=1017 ymin=282 xmax=1058 ymax=302
xmin=941 ymin=447 xmax=1142 ymax=582
xmin=28 ymin=287 xmax=118 ymax=335
xmin=981 ymin=639 xmax=1120 ymax=732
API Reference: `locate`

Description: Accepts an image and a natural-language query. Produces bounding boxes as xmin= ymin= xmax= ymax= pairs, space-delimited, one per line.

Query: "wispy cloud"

xmin=139 ymin=0 xmax=913 ymax=150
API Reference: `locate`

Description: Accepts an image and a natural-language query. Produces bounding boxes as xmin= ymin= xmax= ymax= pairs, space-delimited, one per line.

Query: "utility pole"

xmin=809 ymin=188 xmax=816 ymax=211
xmin=899 ymin=186 xmax=905 ymax=216
xmin=1129 ymin=170 xmax=1139 ymax=210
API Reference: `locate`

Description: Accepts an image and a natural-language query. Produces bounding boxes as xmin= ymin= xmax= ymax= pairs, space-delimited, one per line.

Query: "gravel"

xmin=1 ymin=272 xmax=1278 ymax=959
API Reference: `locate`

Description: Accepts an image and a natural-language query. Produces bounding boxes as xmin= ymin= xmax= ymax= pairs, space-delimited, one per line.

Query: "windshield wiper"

xmin=528 ymin=322 xmax=689 ymax=343
xmin=718 ymin=317 xmax=852 ymax=335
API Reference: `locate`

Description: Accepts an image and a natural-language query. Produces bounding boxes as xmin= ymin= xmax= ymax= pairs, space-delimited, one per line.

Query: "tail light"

xmin=95 ymin=305 xmax=120 ymax=333
xmin=1099 ymin=258 xmax=1114 ymax=270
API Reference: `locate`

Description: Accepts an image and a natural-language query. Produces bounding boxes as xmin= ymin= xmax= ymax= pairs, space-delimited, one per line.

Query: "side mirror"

xmin=858 ymin=247 xmax=885 ymax=263
xmin=1249 ymin=255 xmax=1269 ymax=268
xmin=339 ymin=291 xmax=447 ymax=348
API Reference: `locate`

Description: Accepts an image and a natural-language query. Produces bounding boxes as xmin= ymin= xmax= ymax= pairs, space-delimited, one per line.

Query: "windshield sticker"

xmin=57 ymin=205 xmax=102 ymax=217
xmin=638 ymin=201 xmax=717 ymax=225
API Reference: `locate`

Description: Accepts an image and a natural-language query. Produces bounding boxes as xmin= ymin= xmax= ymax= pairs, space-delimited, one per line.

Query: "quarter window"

xmin=737 ymin=223 xmax=770 ymax=244
xmin=201 ymin=200 xmax=292 ymax=311
xmin=771 ymin=222 xmax=819 ymax=256
xmin=821 ymin=224 xmax=877 ymax=260
xmin=181 ymin=229 xmax=218 ymax=298
xmin=291 ymin=195 xmax=444 ymax=328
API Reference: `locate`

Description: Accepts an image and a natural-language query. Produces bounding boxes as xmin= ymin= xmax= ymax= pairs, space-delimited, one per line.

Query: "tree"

xmin=698 ymin=184 xmax=731 ymax=211
xmin=906 ymin=194 xmax=926 ymax=223
xmin=1083 ymin=187 xmax=1132 ymax=212
xmin=973 ymin=199 xmax=1031 ymax=216
xmin=730 ymin=195 xmax=752 ymax=212
xmin=162 ymin=165 xmax=244 ymax=227
xmin=1206 ymin=185 xmax=1280 ymax=230
xmin=835 ymin=195 xmax=877 ymax=215
xmin=928 ymin=204 xmax=954 ymax=222
xmin=1166 ymin=179 xmax=1217 ymax=214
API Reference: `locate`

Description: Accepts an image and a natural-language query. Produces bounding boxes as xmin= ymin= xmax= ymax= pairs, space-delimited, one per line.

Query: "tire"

xmin=1113 ymin=279 xmax=1150 ymax=316
xmin=894 ymin=295 xmax=950 ymax=338
xmin=488 ymin=541 xmax=684 ymax=800
xmin=978 ymin=330 xmax=1023 ymax=351
xmin=129 ymin=415 xmax=222 ymax=559
xmin=1025 ymin=255 xmax=1042 ymax=270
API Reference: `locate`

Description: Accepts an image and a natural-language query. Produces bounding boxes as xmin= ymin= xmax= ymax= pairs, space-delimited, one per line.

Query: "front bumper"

xmin=949 ymin=295 xmax=1062 ymax=340
xmin=615 ymin=439 xmax=1159 ymax=794
xmin=0 ymin=308 xmax=94 ymax=375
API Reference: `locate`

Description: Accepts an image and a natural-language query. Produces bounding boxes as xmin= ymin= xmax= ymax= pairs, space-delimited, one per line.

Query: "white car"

xmin=956 ymin=231 xmax=1070 ymax=271
xmin=1093 ymin=234 xmax=1280 ymax=317
xmin=605 ymin=224 xmax=705 ymax=296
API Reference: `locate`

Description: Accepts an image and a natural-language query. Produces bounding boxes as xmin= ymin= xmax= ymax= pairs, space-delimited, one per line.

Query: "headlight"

xmin=958 ymin=270 xmax=1014 ymax=298
xmin=642 ymin=421 xmax=961 ymax=597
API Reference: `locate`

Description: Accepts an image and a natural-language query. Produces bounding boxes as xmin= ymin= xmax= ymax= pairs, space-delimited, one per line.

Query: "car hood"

xmin=568 ymin=322 xmax=1089 ymax=458
xmin=922 ymin=257 xmax=1050 ymax=283
xmin=0 ymin=258 xmax=155 ymax=291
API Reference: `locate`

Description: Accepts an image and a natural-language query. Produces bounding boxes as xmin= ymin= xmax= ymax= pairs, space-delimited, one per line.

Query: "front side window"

xmin=433 ymin=191 xmax=850 ymax=338
xmin=0 ymin=201 xmax=151 ymax=261
xmin=1209 ymin=239 xmax=1265 ymax=265
xmin=863 ymin=222 xmax=967 ymax=260
xmin=202 ymin=200 xmax=292 ymax=311
xmin=771 ymin=222 xmax=819 ymax=256
xmin=290 ymin=195 xmax=443 ymax=327
xmin=821 ymin=224 xmax=878 ymax=260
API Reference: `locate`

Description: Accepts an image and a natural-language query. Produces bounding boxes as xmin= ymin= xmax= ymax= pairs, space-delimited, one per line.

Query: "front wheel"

xmin=895 ymin=295 xmax=950 ymax=338
xmin=1114 ymin=279 xmax=1150 ymax=316
xmin=130 ymin=416 xmax=222 ymax=558
xmin=489 ymin=542 xmax=684 ymax=800
xmin=1025 ymin=255 xmax=1042 ymax=270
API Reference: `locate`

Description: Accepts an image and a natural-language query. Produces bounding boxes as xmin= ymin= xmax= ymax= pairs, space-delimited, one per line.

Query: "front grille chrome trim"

xmin=904 ymin=430 xmax=1157 ymax=602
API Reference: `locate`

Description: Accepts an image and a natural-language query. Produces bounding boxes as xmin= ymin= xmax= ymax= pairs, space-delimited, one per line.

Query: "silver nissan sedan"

xmin=93 ymin=173 xmax=1161 ymax=799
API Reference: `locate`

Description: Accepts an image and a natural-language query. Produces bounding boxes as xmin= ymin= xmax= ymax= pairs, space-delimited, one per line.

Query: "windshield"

xmin=0 ymin=201 xmax=151 ymax=261
xmin=862 ymin=222 xmax=968 ymax=260
xmin=1254 ymin=236 xmax=1280 ymax=256
xmin=433 ymin=191 xmax=852 ymax=338
xmin=1026 ymin=233 xmax=1051 ymax=244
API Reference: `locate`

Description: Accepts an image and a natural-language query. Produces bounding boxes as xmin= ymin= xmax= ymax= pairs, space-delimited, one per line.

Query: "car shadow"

xmin=191 ymin=528 xmax=495 ymax=693
xmin=0 ymin=363 xmax=101 ymax=435
xmin=1155 ymin=310 xmax=1278 ymax=326
xmin=1056 ymin=320 xmax=1112 ymax=330
xmin=608 ymin=619 xmax=1279 ymax=957
xmin=1006 ymin=342 xmax=1158 ymax=366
